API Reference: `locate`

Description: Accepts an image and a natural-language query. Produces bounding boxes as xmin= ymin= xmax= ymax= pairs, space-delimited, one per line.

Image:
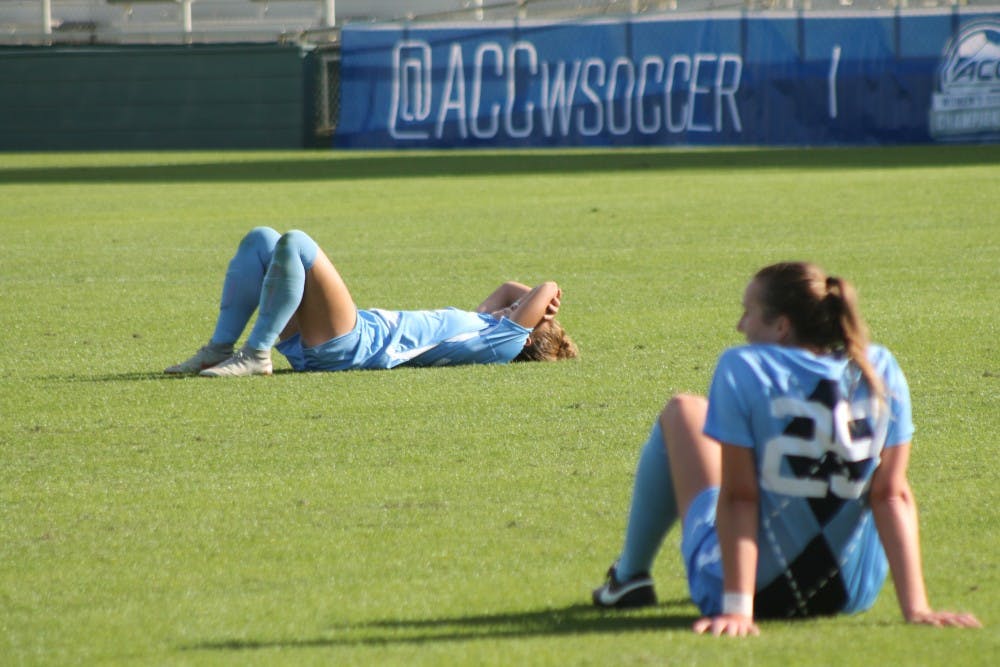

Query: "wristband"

xmin=722 ymin=592 xmax=753 ymax=617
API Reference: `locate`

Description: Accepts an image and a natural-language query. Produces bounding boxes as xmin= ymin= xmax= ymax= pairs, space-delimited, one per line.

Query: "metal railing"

xmin=0 ymin=0 xmax=992 ymax=46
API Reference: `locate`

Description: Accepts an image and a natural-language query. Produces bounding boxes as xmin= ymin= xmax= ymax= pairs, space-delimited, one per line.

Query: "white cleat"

xmin=199 ymin=347 xmax=273 ymax=377
xmin=164 ymin=345 xmax=233 ymax=374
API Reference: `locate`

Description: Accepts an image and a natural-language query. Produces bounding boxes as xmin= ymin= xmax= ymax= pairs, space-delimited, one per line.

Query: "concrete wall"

xmin=0 ymin=43 xmax=311 ymax=149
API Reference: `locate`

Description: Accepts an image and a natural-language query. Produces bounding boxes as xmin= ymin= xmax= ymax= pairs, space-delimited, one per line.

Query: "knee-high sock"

xmin=210 ymin=227 xmax=281 ymax=347
xmin=245 ymin=230 xmax=319 ymax=351
xmin=616 ymin=419 xmax=678 ymax=580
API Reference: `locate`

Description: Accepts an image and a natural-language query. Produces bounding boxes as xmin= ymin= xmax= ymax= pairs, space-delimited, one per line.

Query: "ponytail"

xmin=824 ymin=275 xmax=884 ymax=399
xmin=755 ymin=263 xmax=883 ymax=399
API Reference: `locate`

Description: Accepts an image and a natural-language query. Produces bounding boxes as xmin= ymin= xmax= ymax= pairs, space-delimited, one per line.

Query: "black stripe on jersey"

xmin=785 ymin=453 xmax=876 ymax=525
xmin=849 ymin=417 xmax=873 ymax=440
xmin=807 ymin=494 xmax=846 ymax=526
xmin=809 ymin=379 xmax=840 ymax=409
xmin=754 ymin=535 xmax=847 ymax=618
xmin=784 ymin=416 xmax=814 ymax=440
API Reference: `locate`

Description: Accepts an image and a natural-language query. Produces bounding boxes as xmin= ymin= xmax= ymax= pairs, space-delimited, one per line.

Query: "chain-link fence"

xmin=312 ymin=46 xmax=339 ymax=141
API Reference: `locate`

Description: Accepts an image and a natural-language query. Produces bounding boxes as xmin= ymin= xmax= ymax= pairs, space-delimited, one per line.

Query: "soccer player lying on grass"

xmin=165 ymin=227 xmax=577 ymax=377
xmin=592 ymin=262 xmax=982 ymax=636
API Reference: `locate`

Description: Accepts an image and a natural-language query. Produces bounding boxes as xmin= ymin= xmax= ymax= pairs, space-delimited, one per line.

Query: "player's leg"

xmin=203 ymin=229 xmax=319 ymax=376
xmin=593 ymin=393 xmax=718 ymax=609
xmin=617 ymin=419 xmax=679 ymax=576
xmin=293 ymin=247 xmax=358 ymax=347
xmin=269 ymin=247 xmax=356 ymax=346
xmin=660 ymin=394 xmax=720 ymax=519
xmin=592 ymin=418 xmax=678 ymax=608
xmin=212 ymin=226 xmax=282 ymax=348
xmin=662 ymin=395 xmax=730 ymax=621
xmin=202 ymin=230 xmax=356 ymax=376
xmin=165 ymin=226 xmax=280 ymax=374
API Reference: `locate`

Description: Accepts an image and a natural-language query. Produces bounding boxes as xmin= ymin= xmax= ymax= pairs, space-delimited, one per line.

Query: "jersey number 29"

xmin=760 ymin=380 xmax=885 ymax=500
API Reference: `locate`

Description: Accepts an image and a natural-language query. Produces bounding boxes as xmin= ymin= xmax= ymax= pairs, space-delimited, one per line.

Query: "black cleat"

xmin=592 ymin=564 xmax=657 ymax=609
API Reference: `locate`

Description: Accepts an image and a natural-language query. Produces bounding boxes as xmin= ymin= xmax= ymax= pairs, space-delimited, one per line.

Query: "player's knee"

xmin=237 ymin=227 xmax=281 ymax=263
xmin=660 ymin=394 xmax=707 ymax=430
xmin=243 ymin=226 xmax=280 ymax=246
xmin=239 ymin=226 xmax=280 ymax=253
xmin=280 ymin=229 xmax=310 ymax=244
xmin=277 ymin=230 xmax=319 ymax=271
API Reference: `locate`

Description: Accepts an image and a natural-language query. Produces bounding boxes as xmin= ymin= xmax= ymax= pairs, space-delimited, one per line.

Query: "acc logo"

xmin=929 ymin=20 xmax=1000 ymax=139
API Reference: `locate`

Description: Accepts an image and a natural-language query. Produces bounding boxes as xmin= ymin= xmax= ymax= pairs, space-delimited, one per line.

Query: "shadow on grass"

xmin=47 ymin=369 xmax=300 ymax=382
xmin=3 ymin=145 xmax=997 ymax=184
xmin=184 ymin=601 xmax=698 ymax=652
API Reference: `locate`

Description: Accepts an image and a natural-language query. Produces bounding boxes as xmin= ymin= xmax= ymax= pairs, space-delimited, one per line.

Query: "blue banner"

xmin=336 ymin=11 xmax=1000 ymax=148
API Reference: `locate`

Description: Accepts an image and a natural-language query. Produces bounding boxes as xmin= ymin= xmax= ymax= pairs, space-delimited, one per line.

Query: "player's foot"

xmin=164 ymin=344 xmax=233 ymax=374
xmin=199 ymin=346 xmax=273 ymax=377
xmin=592 ymin=563 xmax=657 ymax=609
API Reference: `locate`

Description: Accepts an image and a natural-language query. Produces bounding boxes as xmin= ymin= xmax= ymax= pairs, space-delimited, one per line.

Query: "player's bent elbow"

xmin=536 ymin=280 xmax=559 ymax=295
xmin=868 ymin=477 xmax=916 ymax=515
xmin=869 ymin=464 xmax=914 ymax=504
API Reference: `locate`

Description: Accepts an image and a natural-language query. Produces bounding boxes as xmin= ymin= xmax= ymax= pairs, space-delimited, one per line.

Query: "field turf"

xmin=1 ymin=146 xmax=997 ymax=665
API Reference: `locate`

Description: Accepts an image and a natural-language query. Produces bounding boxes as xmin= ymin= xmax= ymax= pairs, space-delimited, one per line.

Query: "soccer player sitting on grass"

xmin=592 ymin=262 xmax=982 ymax=636
xmin=165 ymin=227 xmax=577 ymax=377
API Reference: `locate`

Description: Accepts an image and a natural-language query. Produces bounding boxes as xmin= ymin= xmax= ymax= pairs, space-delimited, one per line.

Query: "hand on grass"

xmin=692 ymin=614 xmax=760 ymax=637
xmin=907 ymin=609 xmax=982 ymax=628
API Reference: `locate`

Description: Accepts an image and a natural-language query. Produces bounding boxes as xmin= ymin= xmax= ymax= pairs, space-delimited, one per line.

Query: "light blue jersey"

xmin=697 ymin=344 xmax=913 ymax=618
xmin=275 ymin=307 xmax=531 ymax=372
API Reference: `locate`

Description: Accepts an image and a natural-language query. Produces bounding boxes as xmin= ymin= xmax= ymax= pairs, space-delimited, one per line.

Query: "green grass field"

xmin=1 ymin=146 xmax=997 ymax=666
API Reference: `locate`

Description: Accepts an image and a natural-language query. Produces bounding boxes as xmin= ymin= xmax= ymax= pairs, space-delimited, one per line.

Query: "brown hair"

xmin=753 ymin=262 xmax=883 ymax=397
xmin=515 ymin=319 xmax=579 ymax=362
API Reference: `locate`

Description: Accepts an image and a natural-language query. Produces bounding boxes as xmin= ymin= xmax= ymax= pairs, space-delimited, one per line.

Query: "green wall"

xmin=0 ymin=44 xmax=311 ymax=150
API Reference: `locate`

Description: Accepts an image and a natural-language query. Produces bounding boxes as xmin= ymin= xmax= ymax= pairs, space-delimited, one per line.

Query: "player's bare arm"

xmin=870 ymin=444 xmax=982 ymax=628
xmin=695 ymin=444 xmax=761 ymax=637
xmin=476 ymin=281 xmax=532 ymax=314
xmin=506 ymin=282 xmax=561 ymax=329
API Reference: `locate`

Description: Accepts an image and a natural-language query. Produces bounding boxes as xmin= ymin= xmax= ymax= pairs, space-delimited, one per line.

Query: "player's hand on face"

xmin=907 ymin=610 xmax=982 ymax=628
xmin=692 ymin=614 xmax=760 ymax=637
xmin=544 ymin=289 xmax=562 ymax=321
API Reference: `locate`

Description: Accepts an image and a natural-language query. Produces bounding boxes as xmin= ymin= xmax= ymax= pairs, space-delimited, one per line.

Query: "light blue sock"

xmin=616 ymin=419 xmax=678 ymax=581
xmin=245 ymin=230 xmax=319 ymax=351
xmin=210 ymin=227 xmax=281 ymax=347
